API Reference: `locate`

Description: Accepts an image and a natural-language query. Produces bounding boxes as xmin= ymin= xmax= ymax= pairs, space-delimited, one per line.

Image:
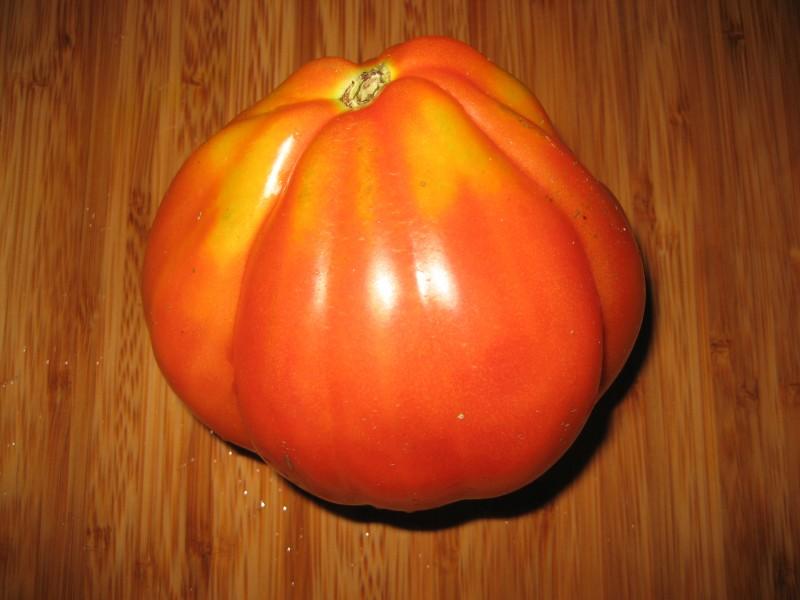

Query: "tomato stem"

xmin=340 ymin=64 xmax=390 ymax=109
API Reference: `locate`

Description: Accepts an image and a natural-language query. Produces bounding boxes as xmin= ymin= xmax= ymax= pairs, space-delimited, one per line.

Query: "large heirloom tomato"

xmin=142 ymin=37 xmax=645 ymax=511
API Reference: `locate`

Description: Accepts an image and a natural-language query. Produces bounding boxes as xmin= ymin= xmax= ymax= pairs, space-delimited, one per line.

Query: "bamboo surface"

xmin=2 ymin=1 xmax=799 ymax=598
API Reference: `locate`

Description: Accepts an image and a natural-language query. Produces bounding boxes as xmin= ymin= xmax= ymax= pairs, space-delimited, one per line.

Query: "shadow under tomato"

xmin=228 ymin=275 xmax=653 ymax=531
xmin=299 ymin=275 xmax=654 ymax=531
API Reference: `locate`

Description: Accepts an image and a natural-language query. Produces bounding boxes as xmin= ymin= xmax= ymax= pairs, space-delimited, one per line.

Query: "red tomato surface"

xmin=142 ymin=37 xmax=645 ymax=511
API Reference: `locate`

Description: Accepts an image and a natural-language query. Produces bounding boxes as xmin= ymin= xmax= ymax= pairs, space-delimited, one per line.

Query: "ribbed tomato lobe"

xmin=233 ymin=77 xmax=605 ymax=510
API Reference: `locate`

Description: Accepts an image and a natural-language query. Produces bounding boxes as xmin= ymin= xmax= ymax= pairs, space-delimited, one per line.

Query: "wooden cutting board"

xmin=2 ymin=1 xmax=798 ymax=598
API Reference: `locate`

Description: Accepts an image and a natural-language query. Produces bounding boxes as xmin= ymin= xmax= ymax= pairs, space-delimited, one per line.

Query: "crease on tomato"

xmin=145 ymin=103 xmax=341 ymax=448
xmin=380 ymin=36 xmax=555 ymax=135
xmin=372 ymin=75 xmax=605 ymax=389
xmin=399 ymin=69 xmax=641 ymax=390
xmin=227 ymin=118 xmax=350 ymax=450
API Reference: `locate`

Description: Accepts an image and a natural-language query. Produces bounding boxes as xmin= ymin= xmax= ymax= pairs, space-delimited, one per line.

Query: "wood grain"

xmin=2 ymin=1 xmax=799 ymax=598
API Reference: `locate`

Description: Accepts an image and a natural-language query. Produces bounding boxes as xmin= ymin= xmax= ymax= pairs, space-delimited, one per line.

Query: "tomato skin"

xmin=142 ymin=37 xmax=645 ymax=511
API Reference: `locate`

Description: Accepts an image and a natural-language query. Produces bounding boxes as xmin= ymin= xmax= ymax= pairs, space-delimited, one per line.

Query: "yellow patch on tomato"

xmin=401 ymin=89 xmax=502 ymax=220
xmin=203 ymin=132 xmax=290 ymax=261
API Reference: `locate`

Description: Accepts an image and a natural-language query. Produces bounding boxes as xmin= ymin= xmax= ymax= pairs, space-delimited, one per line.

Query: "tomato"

xmin=142 ymin=36 xmax=645 ymax=511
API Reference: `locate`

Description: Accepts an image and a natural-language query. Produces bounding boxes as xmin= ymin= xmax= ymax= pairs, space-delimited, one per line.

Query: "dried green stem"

xmin=340 ymin=64 xmax=391 ymax=110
